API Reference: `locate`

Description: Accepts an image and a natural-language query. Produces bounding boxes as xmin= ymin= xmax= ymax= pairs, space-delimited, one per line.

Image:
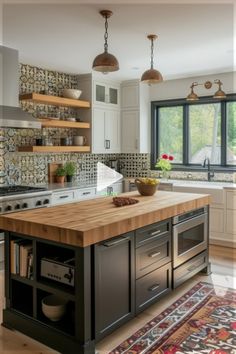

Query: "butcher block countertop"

xmin=0 ymin=191 xmax=210 ymax=247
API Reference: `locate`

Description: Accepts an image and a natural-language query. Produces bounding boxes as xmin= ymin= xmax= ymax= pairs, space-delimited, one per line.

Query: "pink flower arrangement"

xmin=155 ymin=153 xmax=174 ymax=179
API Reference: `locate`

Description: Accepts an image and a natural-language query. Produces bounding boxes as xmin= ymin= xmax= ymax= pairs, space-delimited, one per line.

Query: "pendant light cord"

xmin=150 ymin=37 xmax=154 ymax=69
xmin=104 ymin=15 xmax=108 ymax=53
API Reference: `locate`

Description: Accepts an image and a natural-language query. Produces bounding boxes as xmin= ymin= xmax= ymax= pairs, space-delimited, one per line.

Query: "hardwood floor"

xmin=0 ymin=245 xmax=235 ymax=354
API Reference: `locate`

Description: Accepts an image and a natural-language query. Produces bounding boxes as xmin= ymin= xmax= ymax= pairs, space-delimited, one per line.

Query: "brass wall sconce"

xmin=186 ymin=79 xmax=226 ymax=101
xmin=92 ymin=10 xmax=119 ymax=73
xmin=141 ymin=34 xmax=163 ymax=85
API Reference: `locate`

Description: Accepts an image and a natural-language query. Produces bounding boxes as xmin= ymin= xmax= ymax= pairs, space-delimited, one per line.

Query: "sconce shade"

xmin=186 ymin=91 xmax=199 ymax=101
xmin=92 ymin=52 xmax=119 ymax=72
xmin=213 ymin=89 xmax=226 ymax=99
xmin=141 ymin=68 xmax=163 ymax=84
xmin=213 ymin=80 xmax=226 ymax=99
xmin=92 ymin=10 xmax=119 ymax=73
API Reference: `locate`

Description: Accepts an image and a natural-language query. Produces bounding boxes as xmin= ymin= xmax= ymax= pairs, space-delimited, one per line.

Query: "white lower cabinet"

xmin=51 ymin=187 xmax=96 ymax=206
xmin=225 ymin=190 xmax=236 ymax=246
xmin=210 ymin=207 xmax=224 ymax=233
xmin=51 ymin=190 xmax=74 ymax=206
xmin=92 ymin=107 xmax=120 ymax=153
xmin=74 ymin=187 xmax=96 ymax=201
xmin=97 ymin=182 xmax=123 ymax=196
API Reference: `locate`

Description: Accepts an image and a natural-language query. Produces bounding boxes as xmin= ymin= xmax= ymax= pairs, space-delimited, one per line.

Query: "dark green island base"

xmin=2 ymin=220 xmax=211 ymax=353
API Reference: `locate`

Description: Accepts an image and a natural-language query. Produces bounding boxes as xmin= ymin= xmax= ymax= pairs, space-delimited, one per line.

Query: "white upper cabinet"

xmin=121 ymin=84 xmax=139 ymax=109
xmin=92 ymin=107 xmax=120 ymax=153
xmin=121 ymin=111 xmax=139 ymax=153
xmin=77 ymin=74 xmax=121 ymax=153
xmin=93 ymin=81 xmax=120 ymax=108
xmin=121 ymin=80 xmax=150 ymax=154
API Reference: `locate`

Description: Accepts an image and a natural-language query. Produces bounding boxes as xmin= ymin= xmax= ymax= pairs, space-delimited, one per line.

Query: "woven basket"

xmin=135 ymin=179 xmax=157 ymax=196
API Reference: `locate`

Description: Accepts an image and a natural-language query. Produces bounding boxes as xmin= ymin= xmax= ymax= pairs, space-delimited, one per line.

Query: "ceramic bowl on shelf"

xmin=62 ymin=89 xmax=82 ymax=100
xmin=66 ymin=117 xmax=76 ymax=122
xmin=42 ymin=295 xmax=67 ymax=322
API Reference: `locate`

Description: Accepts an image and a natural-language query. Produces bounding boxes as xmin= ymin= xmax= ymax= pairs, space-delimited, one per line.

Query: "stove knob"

xmin=22 ymin=203 xmax=28 ymax=209
xmin=15 ymin=204 xmax=20 ymax=210
xmin=43 ymin=199 xmax=50 ymax=205
xmin=5 ymin=205 xmax=12 ymax=212
xmin=36 ymin=200 xmax=42 ymax=206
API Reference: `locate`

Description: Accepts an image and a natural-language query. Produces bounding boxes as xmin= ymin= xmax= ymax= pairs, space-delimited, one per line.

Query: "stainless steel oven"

xmin=172 ymin=206 xmax=208 ymax=268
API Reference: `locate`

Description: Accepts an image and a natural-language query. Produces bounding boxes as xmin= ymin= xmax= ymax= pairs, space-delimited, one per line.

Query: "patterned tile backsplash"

xmin=0 ymin=63 xmax=233 ymax=185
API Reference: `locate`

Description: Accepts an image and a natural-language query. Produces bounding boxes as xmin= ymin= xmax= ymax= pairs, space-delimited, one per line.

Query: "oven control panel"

xmin=0 ymin=194 xmax=52 ymax=214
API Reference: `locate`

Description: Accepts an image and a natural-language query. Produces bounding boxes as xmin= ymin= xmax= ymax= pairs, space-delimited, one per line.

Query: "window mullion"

xmin=183 ymin=105 xmax=189 ymax=165
xmin=221 ymin=102 xmax=227 ymax=166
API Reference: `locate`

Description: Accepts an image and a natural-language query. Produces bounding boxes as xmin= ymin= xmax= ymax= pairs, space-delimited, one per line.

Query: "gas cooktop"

xmin=0 ymin=186 xmax=47 ymax=197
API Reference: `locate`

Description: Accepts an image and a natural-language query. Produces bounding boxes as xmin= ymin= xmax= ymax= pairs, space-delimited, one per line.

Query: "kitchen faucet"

xmin=202 ymin=157 xmax=214 ymax=181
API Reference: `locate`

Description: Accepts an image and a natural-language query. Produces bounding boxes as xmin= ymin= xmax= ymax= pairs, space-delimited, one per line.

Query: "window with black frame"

xmin=151 ymin=95 xmax=236 ymax=170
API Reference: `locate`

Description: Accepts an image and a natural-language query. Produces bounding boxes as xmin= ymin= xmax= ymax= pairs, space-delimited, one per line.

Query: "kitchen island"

xmin=0 ymin=191 xmax=211 ymax=354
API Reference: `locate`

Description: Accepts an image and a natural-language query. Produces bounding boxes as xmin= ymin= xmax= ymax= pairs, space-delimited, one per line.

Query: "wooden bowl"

xmin=135 ymin=179 xmax=157 ymax=196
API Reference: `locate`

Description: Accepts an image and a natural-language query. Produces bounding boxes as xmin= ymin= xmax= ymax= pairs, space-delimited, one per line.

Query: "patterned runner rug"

xmin=109 ymin=282 xmax=236 ymax=354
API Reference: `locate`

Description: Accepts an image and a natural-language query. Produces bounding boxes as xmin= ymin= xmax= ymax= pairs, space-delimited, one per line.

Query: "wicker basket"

xmin=135 ymin=179 xmax=157 ymax=196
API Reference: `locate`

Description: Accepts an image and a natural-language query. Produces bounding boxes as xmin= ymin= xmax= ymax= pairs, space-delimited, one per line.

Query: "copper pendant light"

xmin=141 ymin=34 xmax=163 ymax=85
xmin=92 ymin=10 xmax=119 ymax=73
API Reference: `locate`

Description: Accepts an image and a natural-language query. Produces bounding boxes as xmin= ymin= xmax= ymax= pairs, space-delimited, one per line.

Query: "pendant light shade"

xmin=92 ymin=10 xmax=119 ymax=73
xmin=141 ymin=34 xmax=163 ymax=84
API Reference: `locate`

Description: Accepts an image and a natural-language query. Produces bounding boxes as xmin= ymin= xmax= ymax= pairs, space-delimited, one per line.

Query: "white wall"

xmin=150 ymin=72 xmax=235 ymax=101
xmin=0 ymin=2 xmax=2 ymax=45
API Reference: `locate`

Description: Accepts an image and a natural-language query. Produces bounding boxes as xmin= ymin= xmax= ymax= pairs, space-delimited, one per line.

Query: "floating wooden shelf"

xmin=19 ymin=93 xmax=90 ymax=108
xmin=39 ymin=119 xmax=90 ymax=129
xmin=18 ymin=146 xmax=91 ymax=153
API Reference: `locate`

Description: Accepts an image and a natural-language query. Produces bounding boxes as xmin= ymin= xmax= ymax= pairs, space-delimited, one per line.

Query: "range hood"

xmin=0 ymin=46 xmax=41 ymax=129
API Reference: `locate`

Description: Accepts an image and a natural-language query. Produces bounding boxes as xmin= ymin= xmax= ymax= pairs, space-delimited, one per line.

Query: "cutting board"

xmin=48 ymin=163 xmax=63 ymax=183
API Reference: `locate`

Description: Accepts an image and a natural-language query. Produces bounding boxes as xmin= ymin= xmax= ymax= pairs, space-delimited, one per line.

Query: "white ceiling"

xmin=2 ymin=1 xmax=234 ymax=81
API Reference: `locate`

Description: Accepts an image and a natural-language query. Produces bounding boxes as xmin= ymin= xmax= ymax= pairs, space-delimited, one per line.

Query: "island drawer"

xmin=136 ymin=262 xmax=171 ymax=313
xmin=173 ymin=250 xmax=208 ymax=288
xmin=136 ymin=233 xmax=171 ymax=279
xmin=135 ymin=219 xmax=171 ymax=248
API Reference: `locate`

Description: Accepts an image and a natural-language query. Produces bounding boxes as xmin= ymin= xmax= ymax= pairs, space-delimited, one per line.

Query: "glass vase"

xmin=161 ymin=170 xmax=170 ymax=181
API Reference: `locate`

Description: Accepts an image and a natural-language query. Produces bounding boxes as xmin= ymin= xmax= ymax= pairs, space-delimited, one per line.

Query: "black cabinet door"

xmin=94 ymin=232 xmax=135 ymax=341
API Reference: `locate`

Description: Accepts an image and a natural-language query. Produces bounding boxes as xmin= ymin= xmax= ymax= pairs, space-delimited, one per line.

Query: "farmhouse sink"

xmin=166 ymin=179 xmax=235 ymax=189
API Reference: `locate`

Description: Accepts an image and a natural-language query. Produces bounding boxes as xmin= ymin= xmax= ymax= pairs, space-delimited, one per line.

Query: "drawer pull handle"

xmin=103 ymin=237 xmax=129 ymax=247
xmin=83 ymin=192 xmax=91 ymax=195
xmin=187 ymin=265 xmax=196 ymax=272
xmin=149 ymin=251 xmax=161 ymax=258
xmin=150 ymin=230 xmax=161 ymax=237
xmin=148 ymin=284 xmax=160 ymax=292
xmin=138 ymin=232 xmax=165 ymax=245
xmin=59 ymin=195 xmax=69 ymax=199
